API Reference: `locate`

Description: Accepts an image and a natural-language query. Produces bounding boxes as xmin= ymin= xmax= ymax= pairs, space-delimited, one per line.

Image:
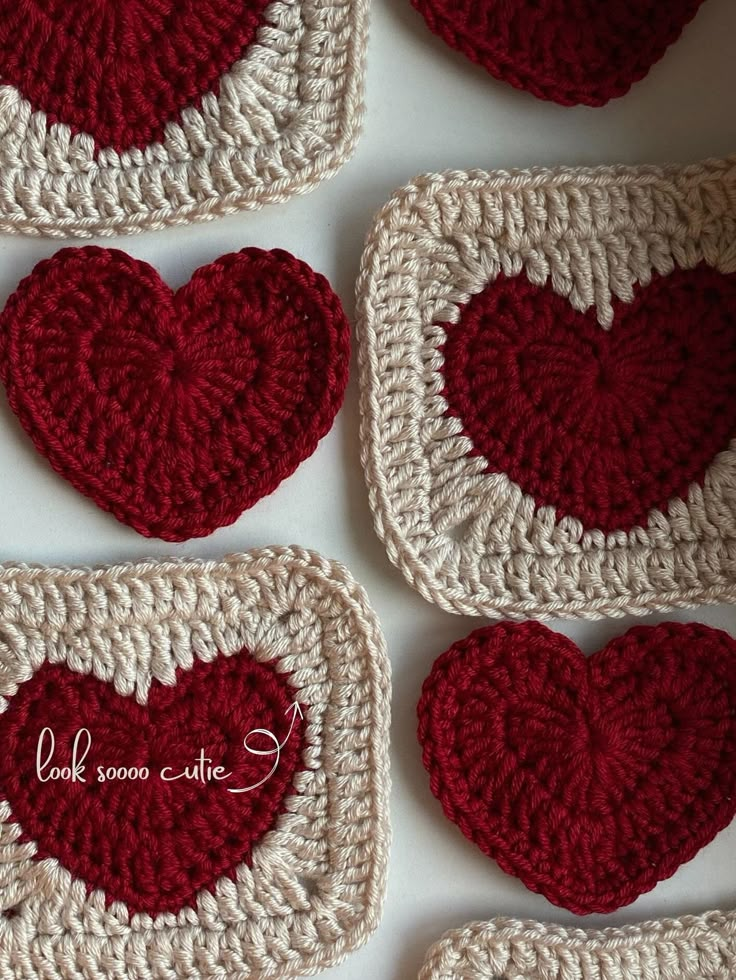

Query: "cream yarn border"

xmin=418 ymin=912 xmax=736 ymax=979
xmin=357 ymin=157 xmax=736 ymax=620
xmin=0 ymin=0 xmax=369 ymax=237
xmin=0 ymin=547 xmax=391 ymax=980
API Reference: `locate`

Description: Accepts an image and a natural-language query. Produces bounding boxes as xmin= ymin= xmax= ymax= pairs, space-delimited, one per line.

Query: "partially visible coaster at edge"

xmin=357 ymin=157 xmax=736 ymax=620
xmin=0 ymin=0 xmax=369 ymax=237
xmin=0 ymin=548 xmax=390 ymax=980
xmin=418 ymin=912 xmax=736 ymax=980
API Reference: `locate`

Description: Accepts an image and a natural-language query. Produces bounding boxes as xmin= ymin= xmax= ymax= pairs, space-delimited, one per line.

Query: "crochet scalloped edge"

xmin=356 ymin=155 xmax=736 ymax=620
xmin=0 ymin=546 xmax=391 ymax=980
xmin=0 ymin=0 xmax=370 ymax=238
xmin=418 ymin=911 xmax=736 ymax=979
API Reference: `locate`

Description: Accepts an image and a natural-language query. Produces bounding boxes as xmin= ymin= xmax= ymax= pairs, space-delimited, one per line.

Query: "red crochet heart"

xmin=0 ymin=652 xmax=304 ymax=917
xmin=418 ymin=621 xmax=736 ymax=914
xmin=441 ymin=265 xmax=736 ymax=534
xmin=410 ymin=0 xmax=706 ymax=106
xmin=0 ymin=0 xmax=271 ymax=151
xmin=0 ymin=247 xmax=350 ymax=541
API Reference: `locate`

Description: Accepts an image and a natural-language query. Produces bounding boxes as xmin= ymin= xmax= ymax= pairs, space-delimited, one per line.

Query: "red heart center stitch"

xmin=0 ymin=247 xmax=350 ymax=541
xmin=0 ymin=0 xmax=271 ymax=151
xmin=409 ymin=0 xmax=706 ymax=106
xmin=418 ymin=621 xmax=736 ymax=915
xmin=0 ymin=653 xmax=304 ymax=917
xmin=441 ymin=265 xmax=736 ymax=534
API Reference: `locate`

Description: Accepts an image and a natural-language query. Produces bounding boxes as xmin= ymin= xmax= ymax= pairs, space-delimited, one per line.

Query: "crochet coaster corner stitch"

xmin=0 ymin=548 xmax=390 ymax=980
xmin=418 ymin=911 xmax=736 ymax=980
xmin=0 ymin=0 xmax=369 ymax=237
xmin=357 ymin=156 xmax=736 ymax=620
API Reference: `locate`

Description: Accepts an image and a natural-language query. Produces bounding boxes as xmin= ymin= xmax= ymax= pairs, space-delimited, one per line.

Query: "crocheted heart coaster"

xmin=0 ymin=548 xmax=390 ymax=980
xmin=357 ymin=158 xmax=736 ymax=619
xmin=418 ymin=911 xmax=736 ymax=980
xmin=409 ymin=0 xmax=706 ymax=106
xmin=0 ymin=0 xmax=368 ymax=237
xmin=418 ymin=621 xmax=736 ymax=914
xmin=0 ymin=247 xmax=350 ymax=541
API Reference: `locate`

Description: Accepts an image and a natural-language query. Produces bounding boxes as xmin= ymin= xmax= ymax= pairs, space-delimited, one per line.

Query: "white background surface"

xmin=2 ymin=1 xmax=736 ymax=977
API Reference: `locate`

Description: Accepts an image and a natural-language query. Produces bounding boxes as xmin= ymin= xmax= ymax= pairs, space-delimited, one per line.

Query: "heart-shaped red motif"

xmin=418 ymin=621 xmax=736 ymax=914
xmin=410 ymin=0 xmax=706 ymax=106
xmin=441 ymin=265 xmax=736 ymax=533
xmin=0 ymin=0 xmax=271 ymax=151
xmin=0 ymin=247 xmax=350 ymax=541
xmin=0 ymin=653 xmax=304 ymax=916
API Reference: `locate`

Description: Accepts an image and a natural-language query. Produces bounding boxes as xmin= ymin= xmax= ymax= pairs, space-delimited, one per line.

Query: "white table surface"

xmin=1 ymin=0 xmax=736 ymax=977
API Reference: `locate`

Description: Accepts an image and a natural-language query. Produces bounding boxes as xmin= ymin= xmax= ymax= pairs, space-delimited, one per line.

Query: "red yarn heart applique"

xmin=0 ymin=247 xmax=350 ymax=541
xmin=0 ymin=653 xmax=304 ymax=917
xmin=441 ymin=265 xmax=736 ymax=534
xmin=410 ymin=0 xmax=706 ymax=106
xmin=418 ymin=621 xmax=736 ymax=914
xmin=0 ymin=0 xmax=271 ymax=151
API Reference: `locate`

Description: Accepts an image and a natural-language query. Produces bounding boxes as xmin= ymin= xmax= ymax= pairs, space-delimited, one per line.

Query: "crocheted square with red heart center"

xmin=0 ymin=549 xmax=390 ymax=980
xmin=0 ymin=246 xmax=350 ymax=541
xmin=418 ymin=621 xmax=736 ymax=915
xmin=0 ymin=655 xmax=305 ymax=916
xmin=0 ymin=0 xmax=368 ymax=235
xmin=357 ymin=158 xmax=736 ymax=619
xmin=409 ymin=0 xmax=706 ymax=106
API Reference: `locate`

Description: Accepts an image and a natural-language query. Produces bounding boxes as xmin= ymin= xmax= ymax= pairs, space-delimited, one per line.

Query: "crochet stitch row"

xmin=418 ymin=911 xmax=736 ymax=979
xmin=0 ymin=548 xmax=391 ymax=980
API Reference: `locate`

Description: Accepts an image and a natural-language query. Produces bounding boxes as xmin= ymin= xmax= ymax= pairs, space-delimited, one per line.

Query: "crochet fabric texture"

xmin=357 ymin=157 xmax=736 ymax=620
xmin=0 ymin=0 xmax=369 ymax=237
xmin=0 ymin=548 xmax=391 ymax=980
xmin=417 ymin=621 xmax=736 ymax=914
xmin=0 ymin=246 xmax=350 ymax=541
xmin=409 ymin=0 xmax=707 ymax=106
xmin=418 ymin=912 xmax=736 ymax=980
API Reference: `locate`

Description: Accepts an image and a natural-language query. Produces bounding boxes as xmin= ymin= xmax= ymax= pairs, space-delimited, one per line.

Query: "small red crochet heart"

xmin=0 ymin=652 xmax=304 ymax=917
xmin=418 ymin=621 xmax=736 ymax=914
xmin=0 ymin=247 xmax=350 ymax=541
xmin=441 ymin=265 xmax=736 ymax=533
xmin=410 ymin=0 xmax=706 ymax=106
xmin=0 ymin=0 xmax=271 ymax=151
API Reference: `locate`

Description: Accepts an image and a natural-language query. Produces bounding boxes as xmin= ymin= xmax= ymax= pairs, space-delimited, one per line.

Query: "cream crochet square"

xmin=418 ymin=912 xmax=736 ymax=980
xmin=0 ymin=0 xmax=369 ymax=237
xmin=357 ymin=157 xmax=736 ymax=620
xmin=0 ymin=548 xmax=390 ymax=980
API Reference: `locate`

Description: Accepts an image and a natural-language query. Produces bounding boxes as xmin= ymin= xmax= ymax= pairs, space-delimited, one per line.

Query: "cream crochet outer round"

xmin=0 ymin=548 xmax=390 ymax=980
xmin=418 ymin=911 xmax=736 ymax=980
xmin=0 ymin=0 xmax=369 ymax=237
xmin=356 ymin=156 xmax=736 ymax=620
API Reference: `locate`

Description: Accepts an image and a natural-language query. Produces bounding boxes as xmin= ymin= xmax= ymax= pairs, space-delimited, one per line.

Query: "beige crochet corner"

xmin=0 ymin=0 xmax=369 ymax=237
xmin=357 ymin=157 xmax=736 ymax=620
xmin=0 ymin=547 xmax=391 ymax=980
xmin=418 ymin=912 xmax=736 ymax=980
